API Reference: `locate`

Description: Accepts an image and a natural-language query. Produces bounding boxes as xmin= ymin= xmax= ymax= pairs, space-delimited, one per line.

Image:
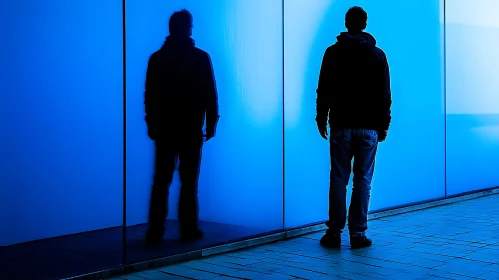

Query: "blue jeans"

xmin=327 ymin=128 xmax=378 ymax=235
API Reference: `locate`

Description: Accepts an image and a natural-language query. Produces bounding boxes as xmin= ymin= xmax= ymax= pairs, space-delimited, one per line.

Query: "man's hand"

xmin=147 ymin=125 xmax=158 ymax=141
xmin=378 ymin=130 xmax=388 ymax=142
xmin=317 ymin=123 xmax=328 ymax=140
xmin=204 ymin=130 xmax=215 ymax=142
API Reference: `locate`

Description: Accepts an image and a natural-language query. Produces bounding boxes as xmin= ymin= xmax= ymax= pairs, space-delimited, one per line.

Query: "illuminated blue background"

xmin=1 ymin=0 xmax=498 ymax=250
xmin=445 ymin=0 xmax=499 ymax=195
xmin=284 ymin=0 xmax=446 ymax=228
xmin=0 ymin=1 xmax=123 ymax=246
xmin=125 ymin=0 xmax=284 ymax=231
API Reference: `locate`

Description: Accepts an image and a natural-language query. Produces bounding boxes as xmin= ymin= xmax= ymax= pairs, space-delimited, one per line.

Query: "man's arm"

xmin=316 ymin=48 xmax=334 ymax=139
xmin=378 ymin=55 xmax=392 ymax=142
xmin=380 ymin=56 xmax=392 ymax=131
xmin=204 ymin=53 xmax=219 ymax=141
xmin=144 ymin=54 xmax=158 ymax=140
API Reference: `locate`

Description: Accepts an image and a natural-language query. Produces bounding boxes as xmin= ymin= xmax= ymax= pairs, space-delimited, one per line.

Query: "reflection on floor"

xmin=0 ymin=220 xmax=264 ymax=280
xmin=126 ymin=220 xmax=266 ymax=265
xmin=111 ymin=194 xmax=499 ymax=280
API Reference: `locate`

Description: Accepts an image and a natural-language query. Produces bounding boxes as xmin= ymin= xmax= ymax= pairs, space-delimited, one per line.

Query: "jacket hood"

xmin=336 ymin=32 xmax=376 ymax=48
xmin=163 ymin=35 xmax=195 ymax=49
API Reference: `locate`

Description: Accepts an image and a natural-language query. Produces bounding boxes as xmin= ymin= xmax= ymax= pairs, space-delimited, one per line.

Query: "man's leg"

xmin=147 ymin=140 xmax=177 ymax=243
xmin=349 ymin=129 xmax=378 ymax=248
xmin=321 ymin=128 xmax=353 ymax=248
xmin=178 ymin=139 xmax=203 ymax=241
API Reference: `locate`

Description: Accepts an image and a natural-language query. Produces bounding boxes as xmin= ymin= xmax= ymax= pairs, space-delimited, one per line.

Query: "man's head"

xmin=345 ymin=6 xmax=367 ymax=33
xmin=169 ymin=9 xmax=193 ymax=37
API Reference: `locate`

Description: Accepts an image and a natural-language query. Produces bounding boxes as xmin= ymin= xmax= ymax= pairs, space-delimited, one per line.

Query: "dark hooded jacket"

xmin=144 ymin=35 xmax=219 ymax=141
xmin=316 ymin=32 xmax=391 ymax=131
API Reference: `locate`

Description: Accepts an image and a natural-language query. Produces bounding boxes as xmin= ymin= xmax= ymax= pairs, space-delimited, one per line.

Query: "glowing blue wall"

xmin=446 ymin=0 xmax=499 ymax=195
xmin=126 ymin=0 xmax=284 ymax=231
xmin=0 ymin=1 xmax=124 ymax=246
xmin=2 ymin=0 xmax=498 ymax=249
xmin=284 ymin=0 xmax=446 ymax=228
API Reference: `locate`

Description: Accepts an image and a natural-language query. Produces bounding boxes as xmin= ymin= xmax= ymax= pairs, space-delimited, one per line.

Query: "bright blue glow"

xmin=284 ymin=0 xmax=445 ymax=228
xmin=0 ymin=1 xmax=123 ymax=246
xmin=3 ymin=0 xmax=497 ymax=250
xmin=446 ymin=0 xmax=499 ymax=195
xmin=126 ymin=0 xmax=283 ymax=231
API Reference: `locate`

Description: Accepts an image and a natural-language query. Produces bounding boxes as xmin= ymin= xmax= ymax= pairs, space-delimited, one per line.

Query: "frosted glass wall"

xmin=0 ymin=0 xmax=124 ymax=246
xmin=125 ymin=0 xmax=284 ymax=232
xmin=2 ymin=0 xmax=499 ymax=278
xmin=445 ymin=0 xmax=499 ymax=195
xmin=284 ymin=0 xmax=445 ymax=228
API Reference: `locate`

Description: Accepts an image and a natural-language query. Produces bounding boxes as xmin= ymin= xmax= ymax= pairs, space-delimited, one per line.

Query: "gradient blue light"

xmin=0 ymin=1 xmax=123 ymax=246
xmin=2 ymin=0 xmax=498 ymax=257
xmin=125 ymin=0 xmax=283 ymax=231
xmin=446 ymin=0 xmax=499 ymax=195
xmin=284 ymin=0 xmax=446 ymax=228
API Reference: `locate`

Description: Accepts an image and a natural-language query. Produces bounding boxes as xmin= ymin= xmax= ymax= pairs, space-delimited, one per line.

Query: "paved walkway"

xmin=109 ymin=194 xmax=499 ymax=280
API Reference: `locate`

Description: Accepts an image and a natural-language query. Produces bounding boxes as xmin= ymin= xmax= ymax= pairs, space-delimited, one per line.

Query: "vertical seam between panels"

xmin=443 ymin=0 xmax=448 ymax=198
xmin=122 ymin=0 xmax=127 ymax=264
xmin=282 ymin=0 xmax=286 ymax=229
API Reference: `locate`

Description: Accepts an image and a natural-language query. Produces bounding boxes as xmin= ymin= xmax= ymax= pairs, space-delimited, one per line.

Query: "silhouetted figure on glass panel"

xmin=316 ymin=6 xmax=392 ymax=249
xmin=144 ymin=9 xmax=219 ymax=244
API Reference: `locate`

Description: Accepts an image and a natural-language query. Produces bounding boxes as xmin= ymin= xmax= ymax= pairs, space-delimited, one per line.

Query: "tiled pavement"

xmin=108 ymin=194 xmax=499 ymax=280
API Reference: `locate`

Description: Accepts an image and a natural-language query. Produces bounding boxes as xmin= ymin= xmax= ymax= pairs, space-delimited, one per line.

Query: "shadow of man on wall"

xmin=144 ymin=9 xmax=220 ymax=245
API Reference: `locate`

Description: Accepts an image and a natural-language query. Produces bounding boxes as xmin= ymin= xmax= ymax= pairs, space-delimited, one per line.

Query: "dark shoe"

xmin=180 ymin=228 xmax=204 ymax=242
xmin=145 ymin=228 xmax=164 ymax=245
xmin=350 ymin=235 xmax=372 ymax=249
xmin=320 ymin=231 xmax=341 ymax=248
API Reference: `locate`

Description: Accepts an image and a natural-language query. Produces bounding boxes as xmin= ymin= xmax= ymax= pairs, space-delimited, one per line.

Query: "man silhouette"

xmin=144 ymin=9 xmax=219 ymax=244
xmin=316 ymin=6 xmax=392 ymax=249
